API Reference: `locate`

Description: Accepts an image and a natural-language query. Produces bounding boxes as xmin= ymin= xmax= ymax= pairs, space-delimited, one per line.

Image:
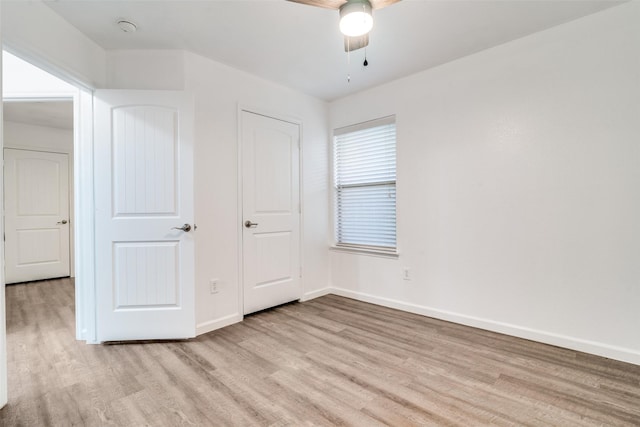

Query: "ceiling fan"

xmin=288 ymin=0 xmax=401 ymax=52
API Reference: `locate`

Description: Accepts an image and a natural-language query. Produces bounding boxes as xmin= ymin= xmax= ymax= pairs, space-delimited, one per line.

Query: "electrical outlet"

xmin=209 ymin=279 xmax=219 ymax=294
xmin=402 ymin=268 xmax=411 ymax=281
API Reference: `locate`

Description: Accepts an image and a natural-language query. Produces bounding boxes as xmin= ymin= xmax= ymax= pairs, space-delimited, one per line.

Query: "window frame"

xmin=331 ymin=116 xmax=398 ymax=257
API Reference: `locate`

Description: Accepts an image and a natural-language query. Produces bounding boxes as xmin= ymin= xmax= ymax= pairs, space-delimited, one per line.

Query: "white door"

xmin=4 ymin=149 xmax=70 ymax=284
xmin=94 ymin=90 xmax=195 ymax=341
xmin=241 ymin=111 xmax=301 ymax=315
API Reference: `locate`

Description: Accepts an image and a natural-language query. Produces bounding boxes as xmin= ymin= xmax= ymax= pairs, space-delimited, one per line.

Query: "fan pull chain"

xmin=347 ymin=37 xmax=351 ymax=83
xmin=361 ymin=2 xmax=369 ymax=68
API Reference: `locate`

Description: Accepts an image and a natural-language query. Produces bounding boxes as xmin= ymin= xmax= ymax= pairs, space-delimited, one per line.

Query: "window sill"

xmin=330 ymin=245 xmax=399 ymax=259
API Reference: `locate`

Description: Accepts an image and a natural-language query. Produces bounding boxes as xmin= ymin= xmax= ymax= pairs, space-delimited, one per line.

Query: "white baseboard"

xmin=196 ymin=313 xmax=242 ymax=336
xmin=330 ymin=287 xmax=640 ymax=366
xmin=301 ymin=287 xmax=332 ymax=302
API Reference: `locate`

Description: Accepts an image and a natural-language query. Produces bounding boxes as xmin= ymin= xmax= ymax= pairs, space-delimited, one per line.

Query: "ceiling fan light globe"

xmin=339 ymin=0 xmax=373 ymax=37
xmin=340 ymin=12 xmax=373 ymax=37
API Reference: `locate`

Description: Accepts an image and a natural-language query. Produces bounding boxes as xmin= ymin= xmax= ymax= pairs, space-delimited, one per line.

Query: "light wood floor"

xmin=1 ymin=278 xmax=639 ymax=426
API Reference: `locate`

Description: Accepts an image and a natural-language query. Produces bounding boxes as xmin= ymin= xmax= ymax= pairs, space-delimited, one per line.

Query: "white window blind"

xmin=334 ymin=117 xmax=396 ymax=250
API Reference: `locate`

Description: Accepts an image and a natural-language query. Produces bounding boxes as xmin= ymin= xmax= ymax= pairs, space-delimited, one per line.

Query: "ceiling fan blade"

xmin=344 ymin=34 xmax=369 ymax=52
xmin=286 ymin=0 xmax=344 ymax=10
xmin=370 ymin=0 xmax=401 ymax=10
xmin=287 ymin=0 xmax=400 ymax=10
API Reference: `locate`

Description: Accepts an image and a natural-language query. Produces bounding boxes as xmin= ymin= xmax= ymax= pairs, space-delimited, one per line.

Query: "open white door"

xmin=4 ymin=149 xmax=70 ymax=284
xmin=241 ymin=111 xmax=301 ymax=315
xmin=94 ymin=90 xmax=195 ymax=341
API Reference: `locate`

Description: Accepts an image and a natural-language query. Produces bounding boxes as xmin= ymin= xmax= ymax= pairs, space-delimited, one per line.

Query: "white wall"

xmin=1 ymin=1 xmax=105 ymax=88
xmin=186 ymin=52 xmax=329 ymax=333
xmin=329 ymin=2 xmax=640 ymax=364
xmin=106 ymin=50 xmax=184 ymax=90
xmin=106 ymin=50 xmax=330 ymax=334
xmin=3 ymin=121 xmax=73 ymax=153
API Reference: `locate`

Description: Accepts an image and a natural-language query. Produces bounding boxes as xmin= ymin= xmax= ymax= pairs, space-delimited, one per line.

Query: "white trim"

xmin=0 ymin=286 xmax=5 ymax=408
xmin=74 ymin=88 xmax=96 ymax=343
xmin=301 ymin=287 xmax=332 ymax=302
xmin=330 ymin=245 xmax=399 ymax=259
xmin=0 ymin=5 xmax=7 ymax=404
xmin=3 ymin=94 xmax=75 ymax=101
xmin=2 ymin=143 xmax=72 ymax=155
xmin=236 ymin=105 xmax=244 ymax=319
xmin=0 ymin=241 xmax=5 ymax=405
xmin=2 ymin=43 xmax=95 ymax=92
xmin=330 ymin=287 xmax=640 ymax=366
xmin=328 ymin=123 xmax=336 ymax=253
xmin=333 ymin=115 xmax=396 ymax=136
xmin=238 ymin=104 xmax=303 ymax=128
xmin=196 ymin=313 xmax=243 ymax=336
xmin=298 ymin=121 xmax=306 ymax=304
xmin=237 ymin=105 xmax=304 ymax=316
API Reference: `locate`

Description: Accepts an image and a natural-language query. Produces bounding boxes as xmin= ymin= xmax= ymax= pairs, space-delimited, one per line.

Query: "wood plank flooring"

xmin=1 ymin=278 xmax=639 ymax=426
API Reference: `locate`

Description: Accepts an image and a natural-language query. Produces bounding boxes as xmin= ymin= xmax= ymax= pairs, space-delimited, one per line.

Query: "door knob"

xmin=244 ymin=220 xmax=259 ymax=228
xmin=57 ymin=220 xmax=68 ymax=225
xmin=172 ymin=223 xmax=192 ymax=232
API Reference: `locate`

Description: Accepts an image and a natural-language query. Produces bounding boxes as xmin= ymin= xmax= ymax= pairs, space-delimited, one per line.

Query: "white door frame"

xmin=1 ymin=46 xmax=97 ymax=343
xmin=1 ymin=9 xmax=7 ymax=406
xmin=237 ymin=105 xmax=305 ymax=317
xmin=2 ymin=91 xmax=94 ymax=342
xmin=72 ymin=88 xmax=96 ymax=343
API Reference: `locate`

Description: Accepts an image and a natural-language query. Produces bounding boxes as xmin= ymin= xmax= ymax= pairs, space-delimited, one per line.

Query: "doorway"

xmin=3 ymin=100 xmax=74 ymax=284
xmin=1 ymin=48 xmax=97 ymax=409
xmin=1 ymin=51 xmax=95 ymax=343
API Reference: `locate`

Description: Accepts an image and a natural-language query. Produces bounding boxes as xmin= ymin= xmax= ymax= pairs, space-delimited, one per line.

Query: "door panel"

xmin=113 ymin=241 xmax=179 ymax=308
xmin=254 ymin=232 xmax=293 ymax=286
xmin=113 ymin=106 xmax=177 ymax=216
xmin=17 ymin=229 xmax=62 ymax=264
xmin=242 ymin=111 xmax=301 ymax=315
xmin=4 ymin=149 xmax=70 ymax=284
xmin=94 ymin=90 xmax=194 ymax=341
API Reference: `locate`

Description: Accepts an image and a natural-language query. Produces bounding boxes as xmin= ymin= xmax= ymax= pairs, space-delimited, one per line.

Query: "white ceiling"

xmin=3 ymin=101 xmax=74 ymax=130
xmin=45 ymin=0 xmax=623 ymax=101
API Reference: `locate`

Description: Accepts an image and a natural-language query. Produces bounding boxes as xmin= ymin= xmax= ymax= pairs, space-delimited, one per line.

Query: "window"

xmin=333 ymin=116 xmax=396 ymax=252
